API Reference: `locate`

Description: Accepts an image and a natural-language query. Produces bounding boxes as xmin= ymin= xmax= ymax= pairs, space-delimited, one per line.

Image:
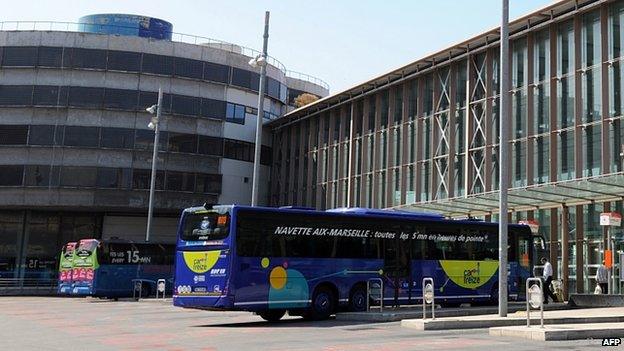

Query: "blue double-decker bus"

xmin=173 ymin=205 xmax=543 ymax=321
xmin=71 ymin=238 xmax=175 ymax=298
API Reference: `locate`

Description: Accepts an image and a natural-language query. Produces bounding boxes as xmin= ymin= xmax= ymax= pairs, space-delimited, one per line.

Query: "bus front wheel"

xmin=305 ymin=286 xmax=336 ymax=320
xmin=258 ymin=309 xmax=286 ymax=322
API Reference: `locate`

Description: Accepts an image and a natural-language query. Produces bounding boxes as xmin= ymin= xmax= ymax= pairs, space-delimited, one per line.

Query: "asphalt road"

xmin=0 ymin=297 xmax=608 ymax=350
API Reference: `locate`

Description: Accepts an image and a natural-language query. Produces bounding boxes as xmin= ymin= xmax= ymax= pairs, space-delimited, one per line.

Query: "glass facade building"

xmin=270 ymin=0 xmax=624 ymax=298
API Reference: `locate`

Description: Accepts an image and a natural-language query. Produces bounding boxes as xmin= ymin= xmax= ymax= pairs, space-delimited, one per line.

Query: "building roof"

xmin=269 ymin=0 xmax=600 ymax=130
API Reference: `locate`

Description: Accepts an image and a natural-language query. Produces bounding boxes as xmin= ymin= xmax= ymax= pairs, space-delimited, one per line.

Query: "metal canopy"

xmin=395 ymin=172 xmax=624 ymax=218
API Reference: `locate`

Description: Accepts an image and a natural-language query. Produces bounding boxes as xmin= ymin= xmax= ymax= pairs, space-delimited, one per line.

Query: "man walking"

xmin=541 ymin=257 xmax=557 ymax=304
xmin=596 ymin=260 xmax=609 ymax=294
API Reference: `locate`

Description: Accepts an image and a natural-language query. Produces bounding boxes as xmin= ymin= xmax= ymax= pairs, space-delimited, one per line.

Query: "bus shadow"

xmin=192 ymin=316 xmax=375 ymax=328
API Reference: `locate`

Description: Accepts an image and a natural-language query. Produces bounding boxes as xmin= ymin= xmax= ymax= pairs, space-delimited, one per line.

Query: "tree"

xmin=294 ymin=93 xmax=319 ymax=108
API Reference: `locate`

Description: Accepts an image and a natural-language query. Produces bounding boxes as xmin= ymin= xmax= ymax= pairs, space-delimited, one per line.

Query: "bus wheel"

xmin=349 ymin=286 xmax=367 ymax=312
xmin=489 ymin=284 xmax=499 ymax=305
xmin=258 ymin=309 xmax=286 ymax=322
xmin=306 ymin=287 xmax=335 ymax=320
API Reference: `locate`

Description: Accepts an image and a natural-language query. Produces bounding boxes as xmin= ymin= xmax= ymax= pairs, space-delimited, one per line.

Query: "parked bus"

xmin=71 ymin=238 xmax=175 ymax=298
xmin=173 ymin=205 xmax=544 ymax=321
xmin=57 ymin=242 xmax=77 ymax=294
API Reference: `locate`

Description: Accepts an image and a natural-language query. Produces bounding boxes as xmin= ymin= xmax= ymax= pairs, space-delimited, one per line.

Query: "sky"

xmin=4 ymin=0 xmax=555 ymax=93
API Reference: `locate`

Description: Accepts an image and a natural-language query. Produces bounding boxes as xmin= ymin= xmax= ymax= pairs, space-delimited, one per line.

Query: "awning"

xmin=394 ymin=172 xmax=624 ymax=218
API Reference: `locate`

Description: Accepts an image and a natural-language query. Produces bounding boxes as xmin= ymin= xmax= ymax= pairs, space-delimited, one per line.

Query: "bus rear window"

xmin=182 ymin=213 xmax=229 ymax=241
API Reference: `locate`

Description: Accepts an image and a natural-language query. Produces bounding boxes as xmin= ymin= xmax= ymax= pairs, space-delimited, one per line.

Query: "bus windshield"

xmin=181 ymin=212 xmax=229 ymax=241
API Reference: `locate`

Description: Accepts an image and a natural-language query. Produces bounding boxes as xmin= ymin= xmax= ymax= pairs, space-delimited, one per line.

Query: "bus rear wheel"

xmin=349 ymin=285 xmax=367 ymax=312
xmin=305 ymin=287 xmax=336 ymax=320
xmin=258 ymin=309 xmax=286 ymax=322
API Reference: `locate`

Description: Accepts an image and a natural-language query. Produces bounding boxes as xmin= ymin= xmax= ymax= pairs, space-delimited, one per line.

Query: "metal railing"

xmin=0 ymin=278 xmax=57 ymax=288
xmin=0 ymin=21 xmax=330 ymax=90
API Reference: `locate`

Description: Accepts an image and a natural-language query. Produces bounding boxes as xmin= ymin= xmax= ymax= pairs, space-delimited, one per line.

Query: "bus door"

xmin=383 ymin=236 xmax=410 ymax=307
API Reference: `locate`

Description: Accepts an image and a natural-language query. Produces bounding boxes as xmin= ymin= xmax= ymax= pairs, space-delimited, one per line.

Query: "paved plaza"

xmin=0 ymin=297 xmax=610 ymax=350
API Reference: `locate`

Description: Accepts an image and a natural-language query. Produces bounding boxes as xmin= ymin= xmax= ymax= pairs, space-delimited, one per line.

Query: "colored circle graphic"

xmin=269 ymin=266 xmax=287 ymax=290
xmin=261 ymin=257 xmax=270 ymax=268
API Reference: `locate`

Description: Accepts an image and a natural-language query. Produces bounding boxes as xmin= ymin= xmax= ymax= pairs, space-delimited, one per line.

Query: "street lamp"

xmin=499 ymin=0 xmax=510 ymax=317
xmin=250 ymin=11 xmax=270 ymax=207
xmin=145 ymin=86 xmax=163 ymax=242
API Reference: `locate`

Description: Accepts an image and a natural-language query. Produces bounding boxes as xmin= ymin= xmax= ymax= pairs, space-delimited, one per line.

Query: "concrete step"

xmin=402 ymin=314 xmax=624 ymax=330
xmin=490 ymin=322 xmax=624 ymax=341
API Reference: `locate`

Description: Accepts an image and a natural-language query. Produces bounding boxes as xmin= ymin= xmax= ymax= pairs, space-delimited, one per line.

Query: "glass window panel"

xmin=103 ymin=88 xmax=138 ymax=110
xmin=534 ymin=30 xmax=550 ymax=83
xmin=37 ymin=47 xmax=62 ymax=67
xmin=25 ymin=213 xmax=60 ymax=280
xmin=512 ymin=141 xmax=527 ymax=187
xmin=581 ymin=11 xmax=601 ymax=68
xmin=266 ymin=77 xmax=281 ymax=100
xmin=0 ymin=166 xmax=24 ymax=186
xmin=610 ymin=61 xmax=624 ymax=117
xmin=0 ymin=212 xmax=24 ymax=278
xmin=96 ymin=168 xmax=131 ymax=189
xmin=395 ymin=86 xmax=404 ymax=123
xmin=512 ymin=38 xmax=527 ymax=88
xmin=198 ymin=135 xmax=223 ymax=156
xmin=420 ymin=162 xmax=430 ymax=201
xmin=101 ymin=128 xmax=134 ymax=149
xmin=68 ymin=87 xmax=104 ymax=108
xmin=28 ymin=125 xmax=62 ymax=146
xmin=195 ymin=174 xmax=222 ymax=194
xmin=408 ymin=79 xmax=418 ymax=120
xmin=557 ymin=76 xmax=575 ymax=129
xmin=63 ymin=126 xmax=99 ymax=147
xmin=67 ymin=48 xmax=106 ymax=69
xmin=582 ymin=124 xmax=601 ymax=177
xmin=581 ymin=67 xmax=602 ymax=123
xmin=610 ymin=1 xmax=624 ymax=60
xmin=534 ymin=136 xmax=549 ymax=184
xmin=203 ymin=62 xmax=230 ymax=83
xmin=534 ymin=83 xmax=550 ymax=134
xmin=174 ymin=57 xmax=204 ymax=79
xmin=558 ymin=20 xmax=575 ymax=76
xmin=33 ymin=85 xmax=61 ymax=106
xmin=107 ymin=50 xmax=141 ymax=71
xmin=0 ymin=125 xmax=28 ymax=145
xmin=424 ymin=75 xmax=433 ymax=116
xmin=231 ymin=68 xmax=255 ymax=90
xmin=557 ymin=131 xmax=574 ymax=180
xmin=141 ymin=53 xmax=174 ymax=75
xmin=2 ymin=47 xmax=37 ymax=66
xmin=132 ymin=169 xmax=164 ymax=190
xmin=171 ymin=94 xmax=200 ymax=116
xmin=200 ymin=98 xmax=226 ymax=119
xmin=166 ymin=171 xmax=195 ymax=192
xmin=59 ymin=166 xmax=96 ymax=187
xmin=168 ymin=132 xmax=197 ymax=153
xmin=24 ymin=165 xmax=59 ymax=186
xmin=134 ymin=129 xmax=167 ymax=151
xmin=0 ymin=85 xmax=33 ymax=105
xmin=454 ymin=155 xmax=464 ymax=197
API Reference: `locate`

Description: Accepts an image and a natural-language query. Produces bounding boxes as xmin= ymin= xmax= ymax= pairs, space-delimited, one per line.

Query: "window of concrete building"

xmin=0 ymin=166 xmax=23 ymax=186
xmin=168 ymin=132 xmax=198 ymax=153
xmin=66 ymin=48 xmax=106 ymax=69
xmin=142 ymin=53 xmax=174 ymax=75
xmin=107 ymin=50 xmax=141 ymax=72
xmin=33 ymin=85 xmax=62 ymax=106
xmin=534 ymin=136 xmax=549 ymax=184
xmin=582 ymin=124 xmax=601 ymax=177
xmin=224 ymin=139 xmax=252 ymax=162
xmin=266 ymin=77 xmax=281 ymax=100
xmin=166 ymin=171 xmax=195 ymax=192
xmin=132 ymin=169 xmax=164 ymax=190
xmin=37 ymin=47 xmax=63 ymax=67
xmin=174 ymin=57 xmax=204 ymax=79
xmin=96 ymin=167 xmax=131 ymax=189
xmin=68 ymin=87 xmax=104 ymax=108
xmin=203 ymin=62 xmax=230 ymax=84
xmin=195 ymin=174 xmax=222 ymax=194
xmin=198 ymin=135 xmax=223 ymax=156
xmin=63 ymin=126 xmax=99 ymax=147
xmin=25 ymin=212 xmax=61 ymax=280
xmin=2 ymin=46 xmax=37 ymax=66
xmin=557 ymin=130 xmax=575 ymax=181
xmin=226 ymin=102 xmax=245 ymax=124
xmin=0 ymin=211 xmax=23 ymax=278
xmin=28 ymin=125 xmax=62 ymax=146
xmin=101 ymin=128 xmax=134 ymax=149
xmin=60 ymin=166 xmax=97 ymax=187
xmin=103 ymin=88 xmax=138 ymax=110
xmin=0 ymin=85 xmax=33 ymax=105
xmin=24 ymin=165 xmax=60 ymax=187
xmin=134 ymin=129 xmax=168 ymax=151
xmin=171 ymin=94 xmax=200 ymax=116
xmin=201 ymin=98 xmax=226 ymax=120
xmin=0 ymin=125 xmax=28 ymax=145
xmin=231 ymin=68 xmax=260 ymax=91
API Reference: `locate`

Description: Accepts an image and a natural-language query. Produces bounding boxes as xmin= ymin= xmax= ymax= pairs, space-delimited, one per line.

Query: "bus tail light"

xmin=217 ymin=215 xmax=228 ymax=226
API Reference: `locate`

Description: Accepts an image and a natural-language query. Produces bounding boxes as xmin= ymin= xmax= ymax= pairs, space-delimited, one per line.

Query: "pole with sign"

xmin=600 ymin=212 xmax=621 ymax=294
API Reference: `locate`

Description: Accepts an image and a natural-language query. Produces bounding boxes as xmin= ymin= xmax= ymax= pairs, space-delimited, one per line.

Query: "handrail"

xmin=0 ymin=278 xmax=57 ymax=287
xmin=0 ymin=20 xmax=330 ymax=91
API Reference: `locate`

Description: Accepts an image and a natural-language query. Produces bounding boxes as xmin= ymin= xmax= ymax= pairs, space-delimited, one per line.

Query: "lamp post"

xmin=499 ymin=0 xmax=510 ymax=317
xmin=145 ymin=86 xmax=163 ymax=242
xmin=249 ymin=11 xmax=270 ymax=207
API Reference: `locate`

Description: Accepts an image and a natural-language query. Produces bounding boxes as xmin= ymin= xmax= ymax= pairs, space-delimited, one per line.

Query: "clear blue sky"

xmin=4 ymin=0 xmax=554 ymax=92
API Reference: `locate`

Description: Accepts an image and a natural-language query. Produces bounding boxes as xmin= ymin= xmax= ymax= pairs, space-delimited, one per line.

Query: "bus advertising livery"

xmin=57 ymin=242 xmax=77 ymax=294
xmin=173 ymin=205 xmax=544 ymax=321
xmin=71 ymin=239 xmax=175 ymax=298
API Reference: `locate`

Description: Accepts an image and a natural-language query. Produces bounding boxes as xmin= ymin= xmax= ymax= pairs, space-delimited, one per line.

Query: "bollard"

xmin=526 ymin=277 xmax=544 ymax=328
xmin=366 ymin=278 xmax=384 ymax=312
xmin=422 ymin=277 xmax=435 ymax=320
xmin=132 ymin=279 xmax=143 ymax=301
xmin=157 ymin=279 xmax=166 ymax=299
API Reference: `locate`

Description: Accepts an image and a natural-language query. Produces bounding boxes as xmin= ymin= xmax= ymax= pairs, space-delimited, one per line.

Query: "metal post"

xmin=251 ymin=11 xmax=270 ymax=207
xmin=609 ymin=227 xmax=613 ymax=294
xmin=498 ymin=0 xmax=510 ymax=318
xmin=145 ymin=87 xmax=162 ymax=242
